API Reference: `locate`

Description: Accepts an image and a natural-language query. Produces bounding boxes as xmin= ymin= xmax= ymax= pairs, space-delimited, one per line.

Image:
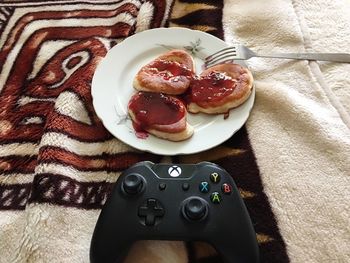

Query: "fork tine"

xmin=205 ymin=46 xmax=236 ymax=61
xmin=205 ymin=50 xmax=236 ymax=63
xmin=205 ymin=52 xmax=236 ymax=68
xmin=204 ymin=58 xmax=234 ymax=69
xmin=206 ymin=49 xmax=236 ymax=61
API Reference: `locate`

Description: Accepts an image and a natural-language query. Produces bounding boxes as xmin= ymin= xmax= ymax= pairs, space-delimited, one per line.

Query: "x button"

xmin=199 ymin=181 xmax=210 ymax=193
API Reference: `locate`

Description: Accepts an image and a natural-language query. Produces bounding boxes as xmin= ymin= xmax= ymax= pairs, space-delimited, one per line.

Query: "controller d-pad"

xmin=138 ymin=199 xmax=165 ymax=226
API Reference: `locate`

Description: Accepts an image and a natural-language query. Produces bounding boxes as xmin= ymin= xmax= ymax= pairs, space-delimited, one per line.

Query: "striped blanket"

xmin=0 ymin=0 xmax=349 ymax=262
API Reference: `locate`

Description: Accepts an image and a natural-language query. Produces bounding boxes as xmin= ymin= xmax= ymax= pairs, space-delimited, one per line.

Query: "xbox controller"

xmin=90 ymin=161 xmax=259 ymax=263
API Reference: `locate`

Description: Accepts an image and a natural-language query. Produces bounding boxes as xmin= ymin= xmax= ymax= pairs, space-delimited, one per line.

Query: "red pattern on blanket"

xmin=0 ymin=1 xmax=288 ymax=262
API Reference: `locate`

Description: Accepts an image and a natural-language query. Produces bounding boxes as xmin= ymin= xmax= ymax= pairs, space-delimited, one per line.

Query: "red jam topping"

xmin=188 ymin=71 xmax=236 ymax=106
xmin=128 ymin=92 xmax=186 ymax=133
xmin=146 ymin=60 xmax=193 ymax=81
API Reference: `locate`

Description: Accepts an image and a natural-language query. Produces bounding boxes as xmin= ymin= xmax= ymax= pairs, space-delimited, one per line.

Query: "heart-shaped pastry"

xmin=128 ymin=91 xmax=194 ymax=141
xmin=186 ymin=63 xmax=253 ymax=114
xmin=133 ymin=49 xmax=195 ymax=95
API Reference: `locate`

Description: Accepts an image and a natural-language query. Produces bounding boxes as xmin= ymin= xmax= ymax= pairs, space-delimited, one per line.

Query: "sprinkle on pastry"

xmin=133 ymin=49 xmax=195 ymax=95
xmin=127 ymin=92 xmax=194 ymax=141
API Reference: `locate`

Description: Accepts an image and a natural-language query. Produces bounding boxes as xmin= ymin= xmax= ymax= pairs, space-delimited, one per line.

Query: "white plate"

xmin=92 ymin=28 xmax=255 ymax=156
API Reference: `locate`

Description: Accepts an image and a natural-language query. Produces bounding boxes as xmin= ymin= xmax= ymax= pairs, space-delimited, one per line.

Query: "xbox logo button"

xmin=168 ymin=165 xmax=182 ymax=177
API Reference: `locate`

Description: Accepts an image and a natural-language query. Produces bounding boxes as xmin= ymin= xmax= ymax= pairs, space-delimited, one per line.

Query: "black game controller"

xmin=90 ymin=161 xmax=259 ymax=263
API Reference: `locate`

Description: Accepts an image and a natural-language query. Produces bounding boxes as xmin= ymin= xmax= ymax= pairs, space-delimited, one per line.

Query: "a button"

xmin=122 ymin=173 xmax=143 ymax=195
xmin=138 ymin=199 xmax=165 ymax=226
xmin=182 ymin=183 xmax=190 ymax=191
xmin=221 ymin=183 xmax=232 ymax=194
xmin=210 ymin=172 xmax=221 ymax=183
xmin=182 ymin=197 xmax=208 ymax=221
xmin=199 ymin=182 xmax=210 ymax=193
xmin=159 ymin=183 xmax=166 ymax=191
xmin=210 ymin=192 xmax=222 ymax=204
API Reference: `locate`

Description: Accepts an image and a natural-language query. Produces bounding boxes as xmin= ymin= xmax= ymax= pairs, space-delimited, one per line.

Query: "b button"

xmin=222 ymin=183 xmax=232 ymax=194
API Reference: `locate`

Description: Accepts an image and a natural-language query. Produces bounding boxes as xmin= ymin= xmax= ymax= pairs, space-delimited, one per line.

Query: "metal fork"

xmin=205 ymin=44 xmax=350 ymax=67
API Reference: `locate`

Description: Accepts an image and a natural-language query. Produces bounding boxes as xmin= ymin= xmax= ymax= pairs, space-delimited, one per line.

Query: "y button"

xmin=210 ymin=172 xmax=221 ymax=183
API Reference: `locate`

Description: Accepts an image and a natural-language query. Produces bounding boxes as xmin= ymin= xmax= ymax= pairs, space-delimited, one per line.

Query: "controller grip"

xmin=213 ymin=237 xmax=259 ymax=263
xmin=220 ymin=248 xmax=259 ymax=263
xmin=90 ymin=234 xmax=132 ymax=263
xmin=90 ymin=209 xmax=133 ymax=263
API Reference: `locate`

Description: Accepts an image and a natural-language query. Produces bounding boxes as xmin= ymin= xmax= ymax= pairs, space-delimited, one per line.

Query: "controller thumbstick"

xmin=183 ymin=197 xmax=208 ymax=221
xmin=122 ymin=173 xmax=143 ymax=195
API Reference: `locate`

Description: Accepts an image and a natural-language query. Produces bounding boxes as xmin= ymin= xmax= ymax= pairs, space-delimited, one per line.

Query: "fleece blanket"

xmin=0 ymin=0 xmax=349 ymax=262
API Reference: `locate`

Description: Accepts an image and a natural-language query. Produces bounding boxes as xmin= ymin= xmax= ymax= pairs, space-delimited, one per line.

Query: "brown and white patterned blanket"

xmin=0 ymin=0 xmax=349 ymax=262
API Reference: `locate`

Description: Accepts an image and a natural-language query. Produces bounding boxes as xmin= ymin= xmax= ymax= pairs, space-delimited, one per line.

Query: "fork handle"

xmin=257 ymin=53 xmax=350 ymax=63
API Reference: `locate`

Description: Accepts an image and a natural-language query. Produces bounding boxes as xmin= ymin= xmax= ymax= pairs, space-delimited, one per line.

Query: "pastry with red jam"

xmin=128 ymin=92 xmax=194 ymax=141
xmin=133 ymin=49 xmax=195 ymax=95
xmin=186 ymin=63 xmax=253 ymax=114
